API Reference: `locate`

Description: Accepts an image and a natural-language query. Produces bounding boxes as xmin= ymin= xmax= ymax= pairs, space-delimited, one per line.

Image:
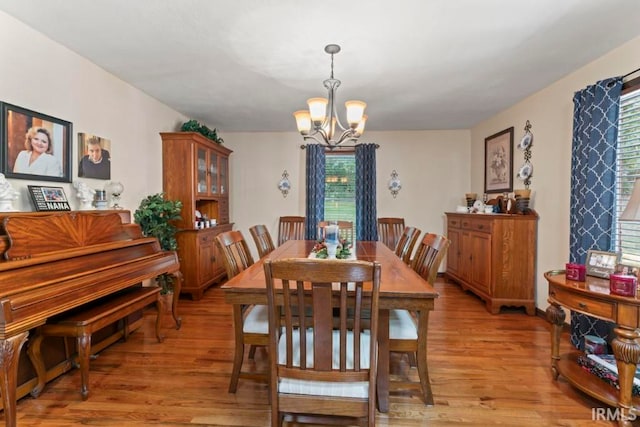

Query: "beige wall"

xmin=0 ymin=11 xmax=188 ymax=211
xmin=6 ymin=8 xmax=640 ymax=312
xmin=470 ymin=35 xmax=640 ymax=311
xmin=224 ymin=130 xmax=471 ymax=260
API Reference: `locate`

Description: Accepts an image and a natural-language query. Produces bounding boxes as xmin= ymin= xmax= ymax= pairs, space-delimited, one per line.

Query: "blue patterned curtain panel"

xmin=355 ymin=143 xmax=378 ymax=241
xmin=305 ymin=144 xmax=325 ymax=240
xmin=569 ymin=76 xmax=622 ymax=350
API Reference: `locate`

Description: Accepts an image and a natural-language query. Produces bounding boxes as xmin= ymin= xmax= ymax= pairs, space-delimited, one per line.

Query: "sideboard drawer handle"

xmin=549 ymin=291 xmax=556 ymax=297
xmin=578 ymin=302 xmax=587 ymax=309
xmin=477 ymin=225 xmax=484 ymax=229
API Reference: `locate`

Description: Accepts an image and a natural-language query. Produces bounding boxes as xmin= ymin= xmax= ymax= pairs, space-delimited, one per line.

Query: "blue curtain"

xmin=569 ymin=76 xmax=622 ymax=349
xmin=304 ymin=144 xmax=325 ymax=240
xmin=355 ymin=143 xmax=378 ymax=241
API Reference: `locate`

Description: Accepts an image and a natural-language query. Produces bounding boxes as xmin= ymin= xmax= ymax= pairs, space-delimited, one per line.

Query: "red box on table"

xmin=566 ymin=263 xmax=586 ymax=281
xmin=609 ymin=273 xmax=637 ymax=297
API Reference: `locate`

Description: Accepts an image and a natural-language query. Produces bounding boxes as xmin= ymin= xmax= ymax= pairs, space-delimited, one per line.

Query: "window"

xmin=324 ymin=153 xmax=356 ymax=228
xmin=616 ymin=81 xmax=640 ymax=264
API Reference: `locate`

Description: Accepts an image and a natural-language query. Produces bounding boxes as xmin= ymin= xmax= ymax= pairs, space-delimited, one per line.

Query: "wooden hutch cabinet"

xmin=445 ymin=212 xmax=538 ymax=315
xmin=161 ymin=132 xmax=233 ymax=300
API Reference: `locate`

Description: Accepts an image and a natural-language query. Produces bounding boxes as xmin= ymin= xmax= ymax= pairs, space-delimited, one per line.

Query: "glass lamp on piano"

xmin=106 ymin=181 xmax=125 ymax=210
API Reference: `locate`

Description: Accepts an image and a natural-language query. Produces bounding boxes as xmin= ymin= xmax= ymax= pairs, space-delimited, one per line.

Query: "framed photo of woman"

xmin=0 ymin=102 xmax=72 ymax=183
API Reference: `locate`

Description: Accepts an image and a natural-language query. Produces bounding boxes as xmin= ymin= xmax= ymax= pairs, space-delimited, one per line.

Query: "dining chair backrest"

xmin=411 ymin=233 xmax=451 ymax=284
xmin=263 ymin=258 xmax=381 ymax=427
xmin=317 ymin=220 xmax=354 ymax=243
xmin=377 ymin=217 xmax=405 ymax=250
xmin=277 ymin=216 xmax=305 ymax=246
xmin=394 ymin=226 xmax=421 ymax=265
xmin=215 ymin=230 xmax=255 ymax=279
xmin=249 ymin=224 xmax=276 ymax=258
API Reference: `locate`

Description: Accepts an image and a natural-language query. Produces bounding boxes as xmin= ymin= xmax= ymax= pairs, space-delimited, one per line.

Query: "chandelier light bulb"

xmin=355 ymin=115 xmax=368 ymax=135
xmin=307 ymin=97 xmax=328 ymax=124
xmin=345 ymin=100 xmax=367 ymax=127
xmin=293 ymin=110 xmax=311 ymax=134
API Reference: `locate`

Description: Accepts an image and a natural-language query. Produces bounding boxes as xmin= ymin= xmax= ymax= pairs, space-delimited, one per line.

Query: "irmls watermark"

xmin=592 ymin=407 xmax=637 ymax=422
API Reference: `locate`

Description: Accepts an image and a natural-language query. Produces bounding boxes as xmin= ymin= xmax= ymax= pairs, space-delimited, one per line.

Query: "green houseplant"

xmin=181 ymin=119 xmax=224 ymax=144
xmin=134 ymin=193 xmax=183 ymax=294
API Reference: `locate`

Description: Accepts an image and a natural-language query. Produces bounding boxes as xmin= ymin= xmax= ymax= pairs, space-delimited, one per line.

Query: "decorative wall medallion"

xmin=278 ymin=170 xmax=291 ymax=198
xmin=388 ymin=170 xmax=402 ymax=198
xmin=518 ymin=120 xmax=533 ymax=189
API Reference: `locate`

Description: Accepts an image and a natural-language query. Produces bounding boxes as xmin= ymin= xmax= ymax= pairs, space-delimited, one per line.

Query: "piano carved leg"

xmin=26 ymin=330 xmax=46 ymax=398
xmin=0 ymin=331 xmax=29 ymax=427
xmin=76 ymin=334 xmax=91 ymax=401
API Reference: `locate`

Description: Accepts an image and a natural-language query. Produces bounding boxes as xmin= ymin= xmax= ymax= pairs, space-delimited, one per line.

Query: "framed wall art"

xmin=484 ymin=127 xmax=514 ymax=193
xmin=585 ymin=250 xmax=620 ymax=278
xmin=0 ymin=102 xmax=72 ymax=183
xmin=78 ymin=132 xmax=111 ymax=180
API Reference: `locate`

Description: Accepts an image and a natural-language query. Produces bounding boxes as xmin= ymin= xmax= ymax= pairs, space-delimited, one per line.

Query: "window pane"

xmin=617 ymin=88 xmax=640 ymax=263
xmin=324 ymin=153 xmax=356 ymax=233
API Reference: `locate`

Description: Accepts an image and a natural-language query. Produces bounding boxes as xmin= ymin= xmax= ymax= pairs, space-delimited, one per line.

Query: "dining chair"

xmin=277 ymin=216 xmax=306 ymax=246
xmin=394 ymin=226 xmax=421 ymax=265
xmin=388 ymin=232 xmax=450 ymax=405
xmin=377 ymin=217 xmax=405 ymax=250
xmin=215 ymin=230 xmax=269 ymax=393
xmin=249 ymin=224 xmax=276 ymax=258
xmin=318 ymin=220 xmax=354 ymax=243
xmin=263 ymin=258 xmax=381 ymax=427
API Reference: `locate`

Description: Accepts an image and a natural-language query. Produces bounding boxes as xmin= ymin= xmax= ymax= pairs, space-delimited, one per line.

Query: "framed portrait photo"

xmin=484 ymin=127 xmax=514 ymax=194
xmin=78 ymin=132 xmax=111 ymax=180
xmin=0 ymin=102 xmax=72 ymax=183
xmin=614 ymin=263 xmax=640 ymax=278
xmin=585 ymin=250 xmax=620 ymax=279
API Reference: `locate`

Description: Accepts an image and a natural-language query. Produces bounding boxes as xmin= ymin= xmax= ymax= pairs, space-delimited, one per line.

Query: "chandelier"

xmin=293 ymin=44 xmax=367 ymax=149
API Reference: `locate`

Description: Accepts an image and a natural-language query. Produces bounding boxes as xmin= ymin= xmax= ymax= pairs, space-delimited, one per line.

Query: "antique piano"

xmin=0 ymin=211 xmax=180 ymax=427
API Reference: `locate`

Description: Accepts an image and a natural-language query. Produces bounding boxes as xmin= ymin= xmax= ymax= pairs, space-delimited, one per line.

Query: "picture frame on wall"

xmin=78 ymin=132 xmax=111 ymax=180
xmin=0 ymin=102 xmax=72 ymax=183
xmin=585 ymin=250 xmax=620 ymax=278
xmin=484 ymin=127 xmax=514 ymax=193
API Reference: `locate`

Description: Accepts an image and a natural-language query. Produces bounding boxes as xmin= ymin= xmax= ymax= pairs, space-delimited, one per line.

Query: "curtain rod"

xmin=623 ymin=67 xmax=640 ymax=79
xmin=299 ymin=143 xmax=380 ymax=150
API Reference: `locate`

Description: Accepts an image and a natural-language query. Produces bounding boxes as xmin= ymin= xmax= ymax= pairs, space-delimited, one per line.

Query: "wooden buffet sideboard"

xmin=545 ymin=270 xmax=640 ymax=426
xmin=445 ymin=212 xmax=538 ymax=315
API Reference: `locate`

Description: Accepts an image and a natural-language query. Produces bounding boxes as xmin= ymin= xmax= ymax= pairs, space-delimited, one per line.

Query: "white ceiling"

xmin=1 ymin=0 xmax=640 ymax=133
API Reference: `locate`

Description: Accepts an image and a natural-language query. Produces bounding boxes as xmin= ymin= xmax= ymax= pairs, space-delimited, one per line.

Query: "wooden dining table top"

xmin=221 ymin=239 xmax=439 ymax=304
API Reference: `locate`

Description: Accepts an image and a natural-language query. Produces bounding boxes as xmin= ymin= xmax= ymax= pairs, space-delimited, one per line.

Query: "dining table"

xmin=221 ymin=239 xmax=439 ymax=413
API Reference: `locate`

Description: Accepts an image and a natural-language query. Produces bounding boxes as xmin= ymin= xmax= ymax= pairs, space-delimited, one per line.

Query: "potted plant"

xmin=134 ymin=193 xmax=183 ymax=295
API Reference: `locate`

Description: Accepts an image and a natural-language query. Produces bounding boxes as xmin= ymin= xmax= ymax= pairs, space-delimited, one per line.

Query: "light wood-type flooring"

xmin=11 ymin=278 xmax=618 ymax=426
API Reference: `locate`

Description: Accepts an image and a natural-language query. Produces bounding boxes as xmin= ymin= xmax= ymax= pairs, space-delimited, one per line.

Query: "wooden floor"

xmin=11 ymin=278 xmax=619 ymax=426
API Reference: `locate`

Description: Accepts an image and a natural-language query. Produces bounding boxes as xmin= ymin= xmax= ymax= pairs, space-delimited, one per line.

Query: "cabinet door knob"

xmin=549 ymin=291 xmax=556 ymax=297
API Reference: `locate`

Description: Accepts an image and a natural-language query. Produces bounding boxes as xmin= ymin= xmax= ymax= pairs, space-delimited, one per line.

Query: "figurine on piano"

xmin=0 ymin=173 xmax=19 ymax=212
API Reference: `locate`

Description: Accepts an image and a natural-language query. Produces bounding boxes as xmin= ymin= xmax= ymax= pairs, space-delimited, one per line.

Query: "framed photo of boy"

xmin=585 ymin=250 xmax=620 ymax=278
xmin=0 ymin=102 xmax=72 ymax=183
xmin=484 ymin=127 xmax=514 ymax=193
xmin=78 ymin=133 xmax=111 ymax=180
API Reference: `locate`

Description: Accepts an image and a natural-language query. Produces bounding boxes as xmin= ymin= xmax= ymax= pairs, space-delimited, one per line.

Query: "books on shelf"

xmin=577 ymin=353 xmax=640 ymax=396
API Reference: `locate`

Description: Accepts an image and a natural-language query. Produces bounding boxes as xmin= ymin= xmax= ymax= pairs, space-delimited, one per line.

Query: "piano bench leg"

xmin=27 ymin=331 xmax=46 ymax=398
xmin=77 ymin=334 xmax=91 ymax=401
